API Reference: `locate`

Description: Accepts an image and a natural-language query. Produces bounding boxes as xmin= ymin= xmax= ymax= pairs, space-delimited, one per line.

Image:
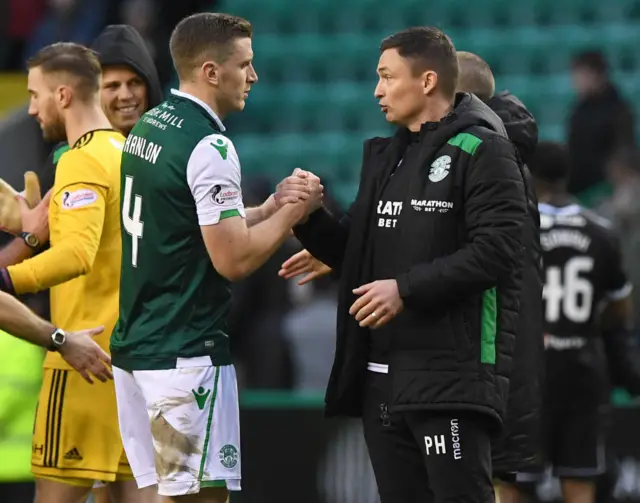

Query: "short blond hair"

xmin=456 ymin=51 xmax=495 ymax=102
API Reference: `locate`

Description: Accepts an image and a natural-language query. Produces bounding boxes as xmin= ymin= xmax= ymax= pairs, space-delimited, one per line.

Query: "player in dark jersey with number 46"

xmin=523 ymin=141 xmax=640 ymax=503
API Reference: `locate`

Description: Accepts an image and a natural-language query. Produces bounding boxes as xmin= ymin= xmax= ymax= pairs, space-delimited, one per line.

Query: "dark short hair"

xmin=380 ymin=27 xmax=458 ymax=100
xmin=170 ymin=12 xmax=252 ymax=80
xmin=571 ymin=50 xmax=608 ymax=76
xmin=27 ymin=42 xmax=101 ymax=102
xmin=529 ymin=141 xmax=571 ymax=183
xmin=456 ymin=51 xmax=495 ymax=102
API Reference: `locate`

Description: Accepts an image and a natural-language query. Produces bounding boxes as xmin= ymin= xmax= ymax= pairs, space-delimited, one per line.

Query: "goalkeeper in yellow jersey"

xmin=0 ymin=42 xmax=157 ymax=503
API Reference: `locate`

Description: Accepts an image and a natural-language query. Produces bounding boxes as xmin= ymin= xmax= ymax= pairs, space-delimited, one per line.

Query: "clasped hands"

xmin=274 ymin=169 xmax=403 ymax=329
xmin=273 ymin=167 xmax=324 ymax=217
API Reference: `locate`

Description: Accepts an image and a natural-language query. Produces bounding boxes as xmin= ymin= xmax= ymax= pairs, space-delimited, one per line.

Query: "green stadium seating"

xmin=213 ymin=0 xmax=640 ymax=208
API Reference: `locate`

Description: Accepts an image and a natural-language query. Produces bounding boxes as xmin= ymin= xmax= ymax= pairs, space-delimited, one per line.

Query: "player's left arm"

xmin=599 ymin=233 xmax=640 ymax=394
xmin=0 ymin=152 xmax=108 ymax=295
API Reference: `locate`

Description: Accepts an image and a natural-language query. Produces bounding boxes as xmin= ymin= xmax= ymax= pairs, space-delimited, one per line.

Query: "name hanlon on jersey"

xmin=541 ymin=229 xmax=591 ymax=252
xmin=411 ymin=199 xmax=454 ymax=213
xmin=124 ymin=134 xmax=163 ymax=165
xmin=377 ymin=200 xmax=402 ymax=228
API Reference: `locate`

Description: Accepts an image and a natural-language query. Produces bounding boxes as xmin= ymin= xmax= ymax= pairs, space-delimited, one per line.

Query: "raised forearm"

xmin=233 ymin=203 xmax=304 ymax=279
xmin=245 ymin=195 xmax=277 ymax=228
xmin=0 ymin=291 xmax=54 ymax=348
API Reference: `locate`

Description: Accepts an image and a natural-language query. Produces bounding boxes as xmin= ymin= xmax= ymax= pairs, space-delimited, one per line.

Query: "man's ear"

xmin=423 ymin=70 xmax=438 ymax=95
xmin=202 ymin=61 xmax=221 ymax=86
xmin=56 ymin=85 xmax=73 ymax=109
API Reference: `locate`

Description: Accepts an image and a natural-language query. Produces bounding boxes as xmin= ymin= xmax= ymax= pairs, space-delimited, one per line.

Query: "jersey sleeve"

xmin=601 ymin=231 xmax=632 ymax=301
xmin=186 ymin=134 xmax=246 ymax=226
xmin=5 ymin=150 xmax=108 ymax=294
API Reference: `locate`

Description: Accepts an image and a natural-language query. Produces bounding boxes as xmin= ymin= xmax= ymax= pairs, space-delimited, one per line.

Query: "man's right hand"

xmin=275 ymin=168 xmax=324 ymax=215
xmin=58 ymin=326 xmax=113 ymax=384
xmin=279 ymin=249 xmax=333 ymax=285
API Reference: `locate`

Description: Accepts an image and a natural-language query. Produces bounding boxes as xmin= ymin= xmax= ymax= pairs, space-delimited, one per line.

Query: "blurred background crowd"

xmin=3 ymin=0 xmax=640 ymax=501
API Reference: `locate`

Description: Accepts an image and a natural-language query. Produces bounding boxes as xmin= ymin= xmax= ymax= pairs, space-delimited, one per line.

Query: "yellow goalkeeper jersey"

xmin=7 ymin=129 xmax=124 ymax=369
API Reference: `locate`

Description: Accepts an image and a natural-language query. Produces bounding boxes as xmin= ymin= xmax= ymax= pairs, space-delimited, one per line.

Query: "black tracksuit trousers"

xmin=362 ymin=371 xmax=495 ymax=503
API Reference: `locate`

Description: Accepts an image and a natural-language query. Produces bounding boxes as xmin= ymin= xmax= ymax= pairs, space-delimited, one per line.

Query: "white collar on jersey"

xmin=538 ymin=203 xmax=581 ymax=216
xmin=170 ymin=89 xmax=226 ymax=132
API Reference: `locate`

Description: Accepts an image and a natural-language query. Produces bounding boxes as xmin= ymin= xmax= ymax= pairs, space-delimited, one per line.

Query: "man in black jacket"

xmin=276 ymin=27 xmax=528 ymax=502
xmin=456 ymin=52 xmax=545 ymax=497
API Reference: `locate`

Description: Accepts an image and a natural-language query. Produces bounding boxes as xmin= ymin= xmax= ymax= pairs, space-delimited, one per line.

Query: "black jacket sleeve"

xmin=396 ymin=136 xmax=527 ymax=308
xmin=293 ymin=206 xmax=351 ymax=271
xmin=293 ymin=141 xmax=373 ymax=271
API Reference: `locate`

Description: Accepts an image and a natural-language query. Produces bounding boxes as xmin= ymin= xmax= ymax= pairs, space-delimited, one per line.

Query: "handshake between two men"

xmin=272 ymin=168 xmax=405 ymax=330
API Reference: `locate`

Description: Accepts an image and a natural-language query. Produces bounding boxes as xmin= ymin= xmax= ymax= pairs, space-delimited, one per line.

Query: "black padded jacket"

xmin=295 ymin=93 xmax=528 ymax=429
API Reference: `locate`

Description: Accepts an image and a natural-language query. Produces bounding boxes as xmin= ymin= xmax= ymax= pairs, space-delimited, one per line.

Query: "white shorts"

xmin=113 ymin=357 xmax=241 ymax=496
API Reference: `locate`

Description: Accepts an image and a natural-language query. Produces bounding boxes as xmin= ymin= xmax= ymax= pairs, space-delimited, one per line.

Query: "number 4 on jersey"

xmin=123 ymin=176 xmax=143 ymax=267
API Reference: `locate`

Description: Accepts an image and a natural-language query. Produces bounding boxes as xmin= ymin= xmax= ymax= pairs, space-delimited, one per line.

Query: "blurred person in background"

xmin=283 ymin=269 xmax=338 ymax=391
xmin=599 ymin=147 xmax=640 ymax=327
xmin=455 ymin=51 xmax=545 ymax=503
xmin=567 ymin=50 xmax=635 ymax=205
xmin=0 ymin=331 xmax=43 ymax=503
xmin=129 ymin=0 xmax=219 ymax=88
xmin=0 ymin=0 xmax=47 ymax=70
xmin=513 ymin=142 xmax=640 ymax=503
xmin=23 ymin=0 xmax=108 ymax=65
xmin=117 ymin=0 xmax=157 ymax=63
